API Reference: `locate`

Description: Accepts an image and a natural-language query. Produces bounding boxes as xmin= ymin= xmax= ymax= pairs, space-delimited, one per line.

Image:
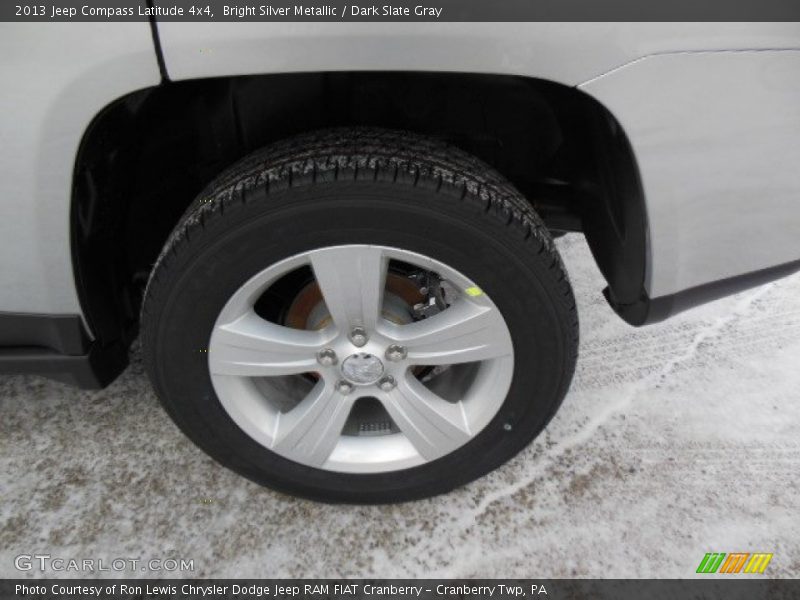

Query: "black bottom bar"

xmin=2 ymin=579 xmax=799 ymax=600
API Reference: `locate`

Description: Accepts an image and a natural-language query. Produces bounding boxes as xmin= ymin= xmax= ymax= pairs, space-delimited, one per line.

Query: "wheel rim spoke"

xmin=309 ymin=246 xmax=388 ymax=332
xmin=381 ymin=374 xmax=472 ymax=461
xmin=384 ymin=300 xmax=512 ymax=366
xmin=272 ymin=380 xmax=353 ymax=467
xmin=209 ymin=311 xmax=329 ymax=377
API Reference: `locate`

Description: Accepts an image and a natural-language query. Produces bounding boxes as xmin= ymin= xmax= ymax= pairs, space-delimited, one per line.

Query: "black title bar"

xmin=3 ymin=0 xmax=800 ymax=22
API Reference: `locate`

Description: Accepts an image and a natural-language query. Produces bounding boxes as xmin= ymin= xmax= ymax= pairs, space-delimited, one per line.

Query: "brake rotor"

xmin=284 ymin=272 xmax=425 ymax=330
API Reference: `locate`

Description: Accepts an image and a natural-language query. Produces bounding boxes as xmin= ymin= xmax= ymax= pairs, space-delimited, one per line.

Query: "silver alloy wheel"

xmin=208 ymin=245 xmax=514 ymax=473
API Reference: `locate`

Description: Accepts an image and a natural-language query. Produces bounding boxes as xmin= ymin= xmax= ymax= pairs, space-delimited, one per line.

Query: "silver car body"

xmin=0 ymin=22 xmax=798 ymax=343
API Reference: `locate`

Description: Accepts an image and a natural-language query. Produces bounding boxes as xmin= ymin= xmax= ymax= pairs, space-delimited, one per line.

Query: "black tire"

xmin=141 ymin=128 xmax=578 ymax=503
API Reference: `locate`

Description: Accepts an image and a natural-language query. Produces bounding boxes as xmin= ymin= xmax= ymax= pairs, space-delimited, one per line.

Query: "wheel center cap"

xmin=341 ymin=353 xmax=385 ymax=385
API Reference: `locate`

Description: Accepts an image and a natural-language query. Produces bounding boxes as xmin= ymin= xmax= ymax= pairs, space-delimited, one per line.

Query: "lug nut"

xmin=377 ymin=376 xmax=396 ymax=392
xmin=336 ymin=380 xmax=355 ymax=395
xmin=349 ymin=327 xmax=368 ymax=347
xmin=385 ymin=344 xmax=407 ymax=362
xmin=316 ymin=348 xmax=338 ymax=366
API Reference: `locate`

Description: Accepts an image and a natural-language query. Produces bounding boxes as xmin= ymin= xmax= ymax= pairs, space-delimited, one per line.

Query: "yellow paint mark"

xmin=465 ymin=286 xmax=483 ymax=297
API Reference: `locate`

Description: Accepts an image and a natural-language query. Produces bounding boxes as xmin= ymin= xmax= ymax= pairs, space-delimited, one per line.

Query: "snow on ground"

xmin=1 ymin=234 xmax=799 ymax=579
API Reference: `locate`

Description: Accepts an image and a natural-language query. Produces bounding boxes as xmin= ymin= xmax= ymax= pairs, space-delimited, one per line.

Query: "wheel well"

xmin=72 ymin=71 xmax=646 ymax=348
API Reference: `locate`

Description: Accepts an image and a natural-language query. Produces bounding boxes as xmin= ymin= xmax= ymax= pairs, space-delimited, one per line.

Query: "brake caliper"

xmin=409 ymin=270 xmax=458 ymax=320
